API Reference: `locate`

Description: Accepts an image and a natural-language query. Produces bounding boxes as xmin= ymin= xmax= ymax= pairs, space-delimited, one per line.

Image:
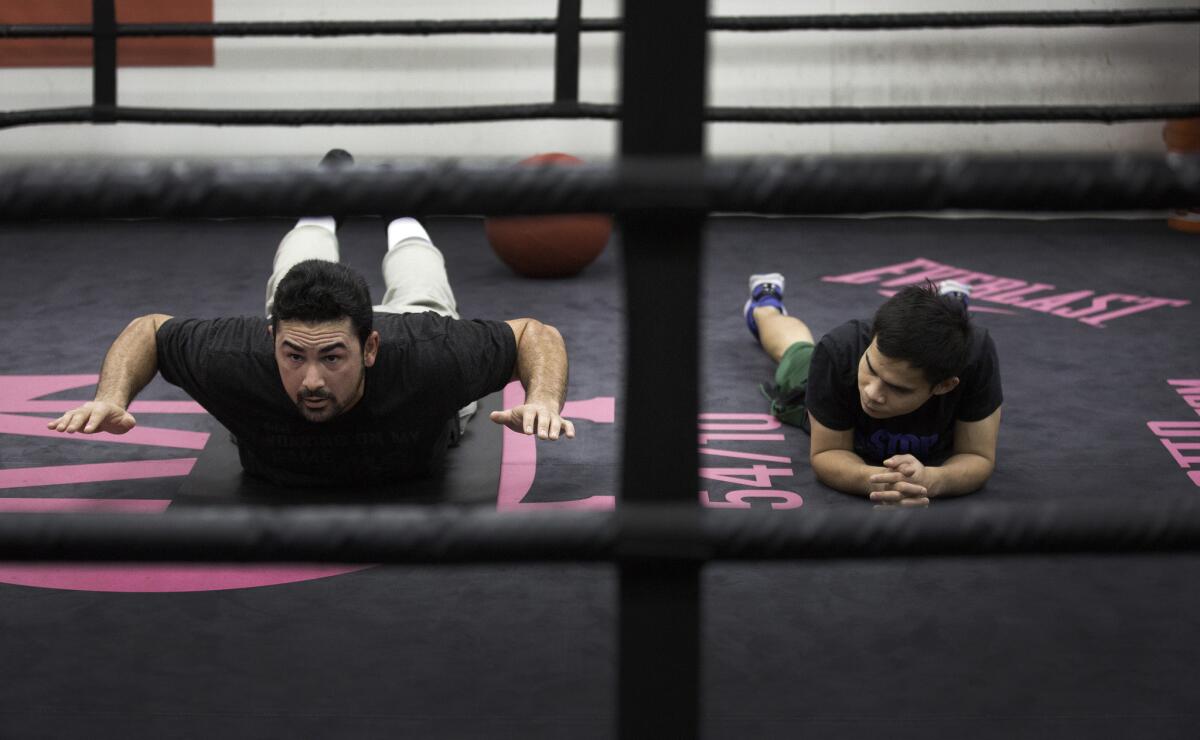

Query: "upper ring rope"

xmin=1 ymin=9 xmax=1197 ymax=38
xmin=1 ymin=155 xmax=1196 ymax=220
xmin=3 ymin=104 xmax=1197 ymax=130
xmin=0 ymin=103 xmax=614 ymax=129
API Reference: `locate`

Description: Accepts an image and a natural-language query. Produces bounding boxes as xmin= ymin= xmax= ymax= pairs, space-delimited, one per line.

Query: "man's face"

xmin=272 ymin=318 xmax=379 ymax=423
xmin=856 ymin=339 xmax=957 ymax=419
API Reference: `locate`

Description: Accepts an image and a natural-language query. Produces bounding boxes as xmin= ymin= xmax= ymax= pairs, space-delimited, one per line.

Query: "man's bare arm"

xmin=47 ymin=314 xmax=172 ymax=434
xmin=488 ymin=318 xmax=575 ymax=440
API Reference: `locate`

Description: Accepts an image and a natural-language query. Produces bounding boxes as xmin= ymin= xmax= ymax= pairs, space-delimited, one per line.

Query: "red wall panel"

xmin=0 ymin=1 xmax=214 ymax=67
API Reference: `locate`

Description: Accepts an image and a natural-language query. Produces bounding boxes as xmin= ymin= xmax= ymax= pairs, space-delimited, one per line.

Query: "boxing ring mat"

xmin=0 ymin=214 xmax=1197 ymax=738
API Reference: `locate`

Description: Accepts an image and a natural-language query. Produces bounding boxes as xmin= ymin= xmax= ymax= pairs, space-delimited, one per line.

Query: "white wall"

xmin=0 ymin=0 xmax=1196 ymax=161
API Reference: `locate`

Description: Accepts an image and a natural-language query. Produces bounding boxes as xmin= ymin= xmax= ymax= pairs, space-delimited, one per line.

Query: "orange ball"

xmin=484 ymin=153 xmax=613 ymax=278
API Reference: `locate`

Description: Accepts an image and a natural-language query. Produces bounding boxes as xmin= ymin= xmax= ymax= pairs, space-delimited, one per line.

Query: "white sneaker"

xmin=744 ymin=273 xmax=788 ymax=340
xmin=938 ymin=279 xmax=972 ymax=306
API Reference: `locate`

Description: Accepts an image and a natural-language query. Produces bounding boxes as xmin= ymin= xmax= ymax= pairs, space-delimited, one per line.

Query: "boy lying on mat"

xmin=745 ymin=275 xmax=1002 ymax=507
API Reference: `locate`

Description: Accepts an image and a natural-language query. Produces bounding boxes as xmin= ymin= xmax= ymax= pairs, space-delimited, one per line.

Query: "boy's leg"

xmin=755 ymin=308 xmax=814 ymax=364
xmin=264 ymin=218 xmax=339 ymax=318
xmin=743 ymin=273 xmax=815 ymax=363
xmin=745 ymin=273 xmax=816 ymax=430
xmin=377 ymin=218 xmax=460 ymax=319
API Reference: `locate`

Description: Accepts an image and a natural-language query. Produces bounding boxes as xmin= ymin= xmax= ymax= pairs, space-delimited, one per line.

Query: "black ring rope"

xmin=3 ymin=103 xmax=1196 ymax=130
xmin=706 ymin=104 xmax=1200 ymax=124
xmin=2 ymin=9 xmax=1197 ymax=38
xmin=0 ymin=103 xmax=615 ymax=129
xmin=1 ymin=155 xmax=1196 ymax=220
xmin=0 ymin=19 xmax=560 ymax=38
xmin=706 ymin=9 xmax=1200 ymax=31
xmin=1 ymin=503 xmax=1199 ymax=563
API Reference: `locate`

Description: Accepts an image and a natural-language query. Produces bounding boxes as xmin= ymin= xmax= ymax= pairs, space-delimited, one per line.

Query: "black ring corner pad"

xmin=174 ymin=390 xmax=505 ymax=507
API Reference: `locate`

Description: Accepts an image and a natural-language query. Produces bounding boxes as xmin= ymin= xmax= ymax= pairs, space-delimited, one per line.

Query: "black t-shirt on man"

xmin=805 ymin=319 xmax=1002 ymax=465
xmin=155 ymin=312 xmax=516 ymax=487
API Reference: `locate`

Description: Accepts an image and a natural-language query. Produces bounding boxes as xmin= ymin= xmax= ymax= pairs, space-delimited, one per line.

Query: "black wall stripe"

xmin=91 ymin=0 xmax=117 ymax=123
xmin=554 ymin=0 xmax=581 ymax=104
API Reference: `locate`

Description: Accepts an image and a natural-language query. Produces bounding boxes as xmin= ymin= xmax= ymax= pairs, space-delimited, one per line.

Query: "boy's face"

xmin=856 ymin=339 xmax=958 ymax=419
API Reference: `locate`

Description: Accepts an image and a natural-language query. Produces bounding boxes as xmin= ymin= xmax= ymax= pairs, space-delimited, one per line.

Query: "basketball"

xmin=484 ymin=153 xmax=613 ymax=278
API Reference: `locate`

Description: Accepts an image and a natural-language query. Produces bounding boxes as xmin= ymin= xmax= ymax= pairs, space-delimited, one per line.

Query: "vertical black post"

xmin=92 ymin=0 xmax=117 ymax=123
xmin=554 ymin=0 xmax=581 ymax=105
xmin=617 ymin=1 xmax=708 ymax=739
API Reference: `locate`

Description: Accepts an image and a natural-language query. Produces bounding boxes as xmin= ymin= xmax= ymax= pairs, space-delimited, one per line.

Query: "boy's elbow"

xmin=808 ymin=450 xmax=836 ymax=486
xmin=969 ymin=451 xmax=996 ymax=481
xmin=946 ymin=454 xmax=995 ymax=496
xmin=977 ymin=457 xmax=996 ymax=486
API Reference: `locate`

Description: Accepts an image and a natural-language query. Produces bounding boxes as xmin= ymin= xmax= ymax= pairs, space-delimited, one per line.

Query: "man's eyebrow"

xmin=866 ymin=348 xmax=916 ymax=393
xmin=280 ymin=340 xmax=348 ymax=354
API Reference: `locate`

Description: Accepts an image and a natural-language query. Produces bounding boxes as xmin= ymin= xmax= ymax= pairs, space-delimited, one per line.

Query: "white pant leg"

xmin=264 ymin=223 xmax=340 ymax=318
xmin=378 ymin=221 xmax=476 ymax=433
xmin=378 ymin=236 xmax=460 ymax=319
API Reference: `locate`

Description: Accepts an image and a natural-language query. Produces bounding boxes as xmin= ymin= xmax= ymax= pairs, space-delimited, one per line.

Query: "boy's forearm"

xmin=926 ymin=454 xmax=994 ymax=498
xmin=811 ymin=449 xmax=886 ymax=497
xmin=94 ymin=315 xmax=163 ymax=408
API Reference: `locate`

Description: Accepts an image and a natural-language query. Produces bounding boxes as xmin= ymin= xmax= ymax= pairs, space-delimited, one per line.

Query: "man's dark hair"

xmin=271 ymin=260 xmax=373 ymax=348
xmin=872 ymin=283 xmax=972 ymax=386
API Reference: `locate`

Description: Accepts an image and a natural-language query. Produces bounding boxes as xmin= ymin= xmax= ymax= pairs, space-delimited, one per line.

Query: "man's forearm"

xmin=514 ymin=320 xmax=568 ymax=409
xmin=926 ymin=453 xmax=994 ymax=498
xmin=810 ymin=449 xmax=886 ymax=497
xmin=94 ymin=315 xmax=164 ymax=408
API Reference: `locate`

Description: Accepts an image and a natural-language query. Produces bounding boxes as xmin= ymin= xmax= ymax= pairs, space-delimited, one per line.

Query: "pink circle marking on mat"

xmin=0 ymin=375 xmax=370 ymax=592
xmin=0 ymin=377 xmax=616 ymax=592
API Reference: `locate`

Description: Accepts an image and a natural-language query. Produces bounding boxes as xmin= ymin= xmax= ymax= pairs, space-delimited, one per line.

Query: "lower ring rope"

xmin=1 ymin=503 xmax=1200 ymax=563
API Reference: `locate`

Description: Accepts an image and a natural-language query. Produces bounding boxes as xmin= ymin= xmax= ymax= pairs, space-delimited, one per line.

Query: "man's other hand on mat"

xmin=490 ymin=402 xmax=575 ymax=441
xmin=869 ymin=454 xmax=931 ymax=507
xmin=47 ymin=401 xmax=137 ymax=435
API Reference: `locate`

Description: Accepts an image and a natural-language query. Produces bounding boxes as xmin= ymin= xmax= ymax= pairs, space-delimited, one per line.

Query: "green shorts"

xmin=759 ymin=340 xmax=814 ymax=431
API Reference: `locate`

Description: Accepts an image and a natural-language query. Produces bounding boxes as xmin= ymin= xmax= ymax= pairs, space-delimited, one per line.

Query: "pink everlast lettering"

xmin=822 ymin=258 xmax=941 ymax=285
xmin=1076 ymin=298 xmax=1190 ymax=328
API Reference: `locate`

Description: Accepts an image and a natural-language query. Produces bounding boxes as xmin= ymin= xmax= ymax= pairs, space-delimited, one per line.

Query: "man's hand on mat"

xmin=47 ymin=401 xmax=137 ymax=435
xmin=489 ymin=403 xmax=576 ymax=440
xmin=868 ymin=455 xmax=930 ymax=507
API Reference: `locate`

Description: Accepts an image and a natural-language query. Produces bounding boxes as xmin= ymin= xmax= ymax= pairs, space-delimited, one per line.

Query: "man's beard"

xmin=295 ymin=388 xmax=344 ymax=422
xmin=294 ymin=365 xmax=364 ymax=422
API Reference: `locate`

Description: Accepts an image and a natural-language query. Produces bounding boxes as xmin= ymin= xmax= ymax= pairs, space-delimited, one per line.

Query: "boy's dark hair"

xmin=872 ymin=283 xmax=972 ymax=386
xmin=271 ymin=260 xmax=373 ymax=348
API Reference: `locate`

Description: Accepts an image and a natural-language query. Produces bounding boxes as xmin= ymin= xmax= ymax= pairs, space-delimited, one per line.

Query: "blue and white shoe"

xmin=938 ymin=279 xmax=972 ymax=308
xmin=744 ymin=273 xmax=787 ymax=340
